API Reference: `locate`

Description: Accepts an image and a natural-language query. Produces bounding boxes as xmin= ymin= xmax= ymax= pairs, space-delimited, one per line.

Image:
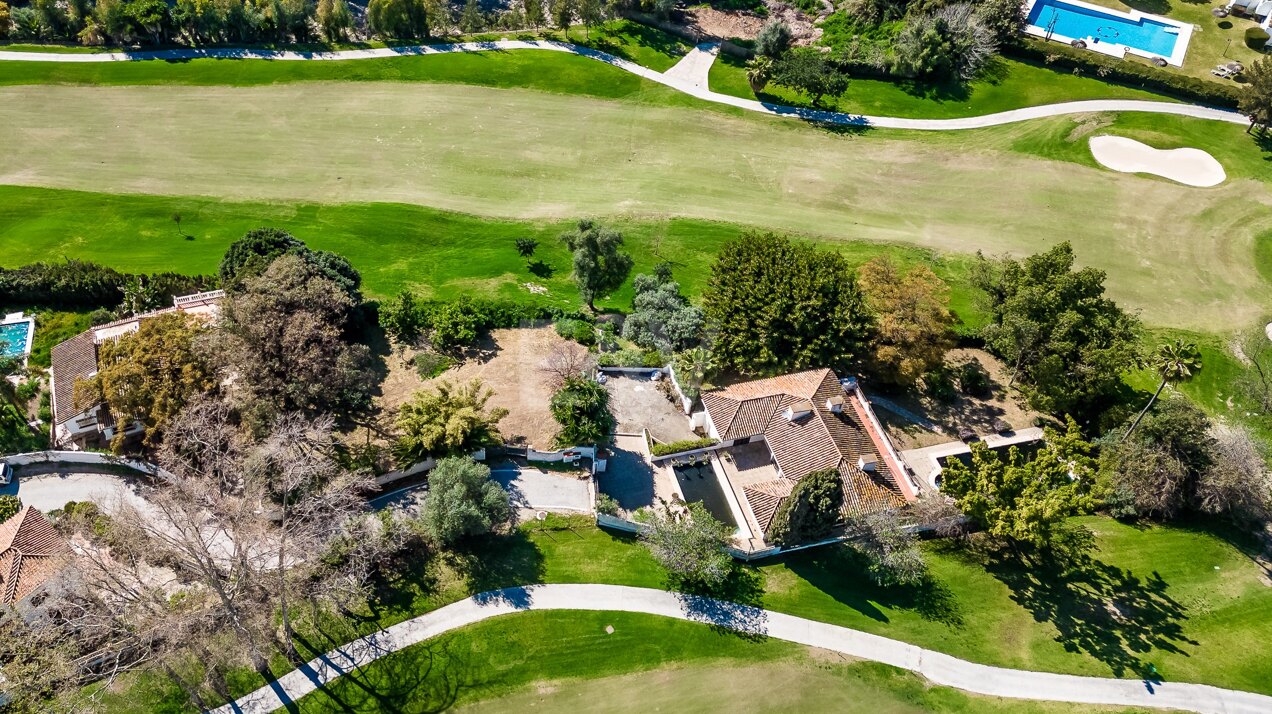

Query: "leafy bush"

xmin=595 ymin=492 xmax=621 ymax=516
xmin=379 ymin=293 xmax=574 ymax=348
xmin=412 ymin=351 xmax=454 ymax=379
xmin=555 ymin=317 xmax=597 ymax=346
xmin=636 ymin=501 xmax=733 ymax=586
xmin=550 ymin=376 xmax=614 ymax=447
xmin=770 ymin=47 xmax=852 ymax=105
xmin=1008 ymin=39 xmax=1242 ymax=108
xmin=417 ymin=456 xmax=513 ymax=546
xmin=891 ymin=4 xmax=996 ymax=82
xmin=921 ymin=367 xmax=957 ymax=402
xmin=955 ymin=360 xmax=991 ymax=397
xmin=754 ymin=19 xmax=792 ymax=58
xmin=650 ymin=437 xmax=718 ymax=457
xmin=0 ymin=495 xmax=21 ymax=523
xmin=596 ymin=347 xmax=664 ymax=368
xmin=1246 ymin=26 xmax=1270 ymax=50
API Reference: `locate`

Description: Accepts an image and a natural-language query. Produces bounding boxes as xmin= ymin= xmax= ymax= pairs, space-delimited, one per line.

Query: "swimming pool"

xmin=1025 ymin=0 xmax=1192 ymax=67
xmin=0 ymin=318 xmax=34 ymax=361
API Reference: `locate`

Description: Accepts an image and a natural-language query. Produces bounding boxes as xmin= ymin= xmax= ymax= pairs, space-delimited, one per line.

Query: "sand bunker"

xmin=1089 ymin=135 xmax=1225 ymax=187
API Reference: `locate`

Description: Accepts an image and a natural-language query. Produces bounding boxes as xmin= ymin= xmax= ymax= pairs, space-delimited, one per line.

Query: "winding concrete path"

xmin=0 ymin=40 xmax=1249 ymax=131
xmin=212 ymin=583 xmax=1272 ymax=714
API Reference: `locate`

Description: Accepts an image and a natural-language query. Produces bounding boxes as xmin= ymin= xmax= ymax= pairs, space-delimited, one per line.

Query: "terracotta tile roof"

xmin=50 ymin=330 xmax=99 ymax=427
xmin=704 ymin=369 xmax=912 ymax=523
xmin=0 ymin=507 xmax=69 ymax=605
xmin=743 ymin=478 xmax=794 ymax=535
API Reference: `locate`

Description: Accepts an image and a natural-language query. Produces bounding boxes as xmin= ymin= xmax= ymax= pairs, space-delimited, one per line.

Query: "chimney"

xmin=784 ymin=400 xmax=814 ymax=422
xmin=826 ymin=395 xmax=845 ymax=413
xmin=858 ymin=456 xmax=878 ymax=472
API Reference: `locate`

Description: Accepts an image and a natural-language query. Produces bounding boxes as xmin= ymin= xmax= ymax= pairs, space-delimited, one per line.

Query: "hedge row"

xmin=380 ymin=292 xmax=587 ymax=349
xmin=0 ymin=260 xmax=217 ymax=311
xmin=650 ymin=437 xmax=718 ymax=456
xmin=1005 ymin=38 xmax=1244 ymax=109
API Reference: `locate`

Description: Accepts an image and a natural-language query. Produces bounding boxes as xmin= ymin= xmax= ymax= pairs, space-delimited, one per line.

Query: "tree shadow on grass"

xmin=979 ymin=534 xmax=1196 ymax=679
xmin=288 ymin=635 xmax=476 ymax=714
xmin=672 ymin=565 xmax=770 ymax=641
xmin=779 ymin=544 xmax=965 ymax=628
xmin=446 ymin=529 xmax=548 ymax=600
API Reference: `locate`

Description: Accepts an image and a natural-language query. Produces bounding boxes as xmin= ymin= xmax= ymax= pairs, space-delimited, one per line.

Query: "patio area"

xmin=596 ymin=433 xmax=681 ymax=516
xmin=605 ymin=373 xmax=698 ymax=444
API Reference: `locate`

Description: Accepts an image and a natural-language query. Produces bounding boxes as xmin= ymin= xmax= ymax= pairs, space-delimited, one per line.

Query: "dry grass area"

xmin=875 ymin=348 xmax=1045 ymax=450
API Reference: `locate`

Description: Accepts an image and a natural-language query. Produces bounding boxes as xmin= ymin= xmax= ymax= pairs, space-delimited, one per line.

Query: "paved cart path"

xmin=212 ymin=583 xmax=1272 ymax=714
xmin=0 ymin=41 xmax=1248 ymax=131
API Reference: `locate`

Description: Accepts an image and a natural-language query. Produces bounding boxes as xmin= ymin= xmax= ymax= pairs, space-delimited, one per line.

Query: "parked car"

xmin=0 ymin=461 xmax=12 ymax=485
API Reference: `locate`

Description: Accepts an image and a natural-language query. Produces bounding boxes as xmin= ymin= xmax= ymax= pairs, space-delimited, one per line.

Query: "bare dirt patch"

xmin=684 ymin=7 xmax=766 ymax=40
xmin=875 ymin=348 xmax=1046 ymax=450
xmin=377 ymin=325 xmax=571 ymax=450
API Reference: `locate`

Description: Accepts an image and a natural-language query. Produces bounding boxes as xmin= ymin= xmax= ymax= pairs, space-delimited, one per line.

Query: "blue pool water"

xmin=0 ymin=321 xmax=30 ymax=359
xmin=1028 ymin=0 xmax=1179 ymax=58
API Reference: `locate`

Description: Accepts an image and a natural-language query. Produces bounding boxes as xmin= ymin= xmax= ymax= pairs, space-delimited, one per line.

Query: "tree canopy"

xmin=621 ymin=266 xmax=704 ymax=354
xmin=857 ymin=256 xmax=955 ymax=387
xmin=214 ymin=254 xmax=375 ymax=427
xmin=76 ymin=312 xmax=215 ymax=451
xmin=940 ymin=417 xmax=1098 ymax=549
xmin=219 ymin=228 xmax=362 ymax=301
xmin=418 ymin=456 xmax=512 ymax=547
xmin=704 ymin=233 xmax=872 ymax=376
xmin=972 ymin=242 xmax=1140 ymax=420
xmin=769 ymin=47 xmax=850 ymax=105
xmin=765 ymin=468 xmax=844 ymax=545
xmin=393 ymin=379 xmax=508 ymax=467
xmin=0 ymin=495 xmax=21 ymax=524
xmin=637 ymin=501 xmax=734 ymax=586
xmin=1239 ymin=57 xmax=1272 ymax=132
xmin=549 ymin=376 xmax=614 ymax=447
xmin=560 ymin=220 xmax=633 ymax=311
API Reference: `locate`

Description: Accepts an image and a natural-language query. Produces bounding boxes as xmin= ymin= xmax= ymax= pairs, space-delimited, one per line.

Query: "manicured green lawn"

xmin=709 ymin=53 xmax=1176 ymax=119
xmin=95 ymin=514 xmax=1272 ymax=712
xmin=290 ymin=612 xmax=1165 ymax=714
xmin=0 ymin=185 xmax=987 ymax=329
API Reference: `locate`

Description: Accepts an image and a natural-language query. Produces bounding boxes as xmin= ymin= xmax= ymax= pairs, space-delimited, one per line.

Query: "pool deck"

xmin=1024 ymin=0 xmax=1194 ymax=67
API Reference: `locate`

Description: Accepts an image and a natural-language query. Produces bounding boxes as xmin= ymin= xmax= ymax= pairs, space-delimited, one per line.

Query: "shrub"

xmin=650 ymin=437 xmax=718 ymax=457
xmin=417 ymin=456 xmax=512 ymax=546
xmin=770 ymin=47 xmax=851 ymax=105
xmin=955 ymin=360 xmax=991 ymax=397
xmin=1008 ymin=38 xmax=1242 ymax=108
xmin=0 ymin=260 xmax=215 ymax=312
xmin=412 ymin=351 xmax=454 ymax=379
xmin=1246 ymin=26 xmax=1270 ymax=50
xmin=550 ymin=376 xmax=614 ymax=447
xmin=922 ymin=367 xmax=957 ymax=402
xmin=555 ymin=317 xmax=597 ymax=346
xmin=636 ymin=501 xmax=733 ymax=586
xmin=754 ymin=19 xmax=792 ymax=58
xmin=0 ymin=495 xmax=21 ymax=523
xmin=595 ymin=492 xmax=621 ymax=516
xmin=848 ymin=508 xmax=926 ymax=586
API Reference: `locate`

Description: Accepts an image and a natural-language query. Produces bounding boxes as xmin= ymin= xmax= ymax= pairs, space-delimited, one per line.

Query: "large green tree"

xmin=393 ymin=379 xmax=508 ymax=466
xmin=418 ymin=456 xmax=513 ymax=546
xmin=367 ymin=0 xmax=429 ymax=38
xmin=220 ymin=228 xmax=362 ymax=301
xmin=857 ymin=256 xmax=955 ymax=387
xmin=636 ymin=501 xmax=733 ymax=587
xmin=769 ymin=47 xmax=850 ymax=106
xmin=940 ymin=417 xmax=1098 ymax=550
xmin=1239 ymin=57 xmax=1272 ymax=134
xmin=972 ymin=242 xmax=1140 ymax=420
xmin=549 ymin=376 xmax=614 ymax=447
xmin=560 ymin=220 xmax=633 ymax=311
xmin=214 ymin=254 xmax=375 ymax=426
xmin=77 ymin=312 xmax=215 ymax=451
xmin=765 ymin=468 xmax=844 ymax=545
xmin=704 ymin=233 xmax=872 ymax=376
xmin=621 ymin=265 xmax=704 ymax=354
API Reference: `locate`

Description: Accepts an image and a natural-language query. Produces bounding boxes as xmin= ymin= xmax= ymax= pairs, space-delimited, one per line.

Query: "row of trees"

xmin=0 ymin=0 xmax=618 ymax=45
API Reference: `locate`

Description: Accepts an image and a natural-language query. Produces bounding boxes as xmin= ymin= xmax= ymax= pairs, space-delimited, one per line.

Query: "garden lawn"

xmin=1 ymin=81 xmax=1268 ymax=331
xmin=709 ymin=53 xmax=1176 ymax=119
xmin=96 ymin=515 xmax=1272 ymax=712
xmin=290 ymin=612 xmax=1166 ymax=714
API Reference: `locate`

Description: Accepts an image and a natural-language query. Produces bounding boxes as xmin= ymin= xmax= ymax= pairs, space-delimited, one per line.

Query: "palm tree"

xmin=747 ymin=56 xmax=774 ymax=93
xmin=1123 ymin=340 xmax=1202 ymax=441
